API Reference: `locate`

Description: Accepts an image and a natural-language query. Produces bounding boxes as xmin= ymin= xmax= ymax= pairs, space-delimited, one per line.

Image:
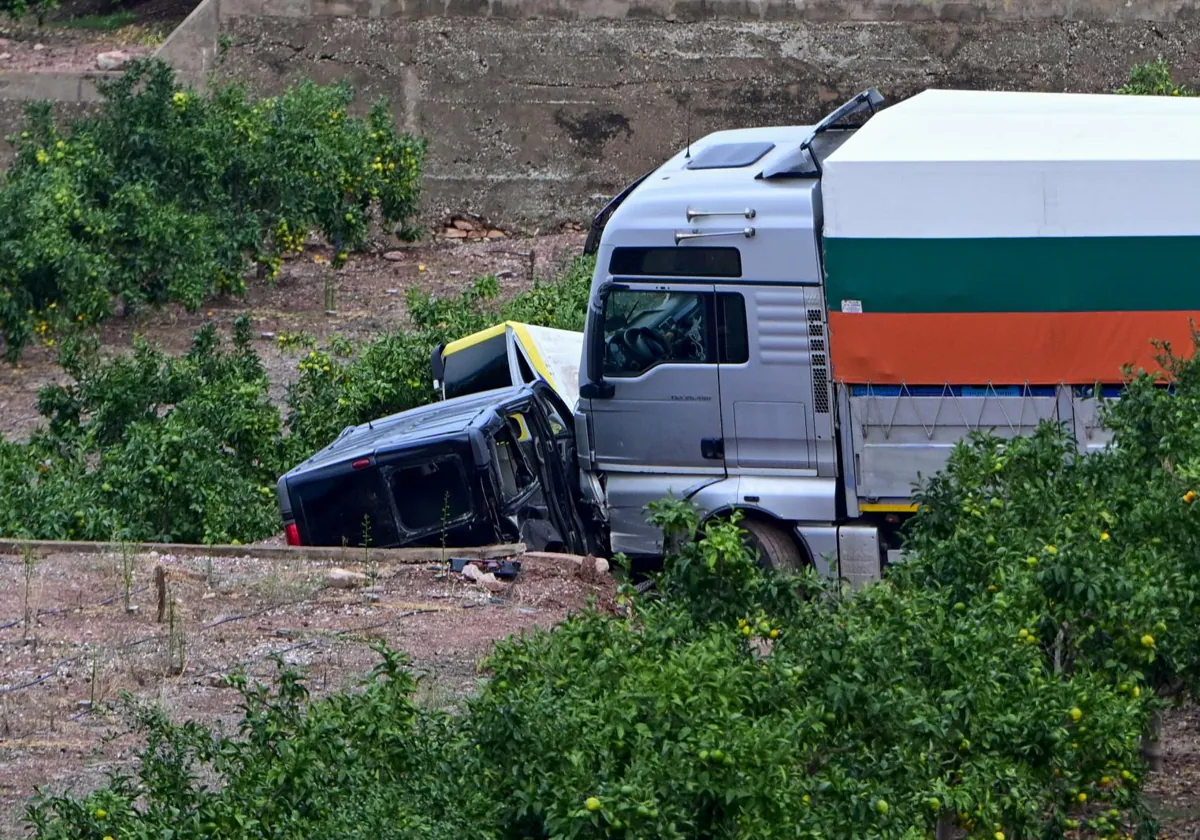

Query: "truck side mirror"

xmin=580 ymin=381 xmax=615 ymax=400
xmin=581 ymin=281 xmax=619 ymax=402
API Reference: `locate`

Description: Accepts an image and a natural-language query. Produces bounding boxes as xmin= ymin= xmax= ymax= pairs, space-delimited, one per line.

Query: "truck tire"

xmin=740 ymin=518 xmax=807 ymax=574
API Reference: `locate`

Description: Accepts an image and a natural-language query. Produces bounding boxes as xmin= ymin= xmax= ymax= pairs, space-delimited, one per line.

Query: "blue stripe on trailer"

xmin=847 ymin=384 xmax=1059 ymax=398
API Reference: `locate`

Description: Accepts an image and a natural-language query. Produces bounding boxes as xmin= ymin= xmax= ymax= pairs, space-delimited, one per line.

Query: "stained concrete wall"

xmin=216 ymin=4 xmax=1200 ymax=228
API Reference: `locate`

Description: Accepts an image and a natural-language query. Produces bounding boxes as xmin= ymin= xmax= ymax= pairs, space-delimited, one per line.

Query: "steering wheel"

xmin=621 ymin=327 xmax=670 ymax=366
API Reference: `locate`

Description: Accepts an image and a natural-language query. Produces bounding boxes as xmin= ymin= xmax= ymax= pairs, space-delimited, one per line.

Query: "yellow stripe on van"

xmin=859 ymin=503 xmax=919 ymax=513
xmin=443 ymin=322 xmax=507 ymax=357
xmin=509 ymin=322 xmax=558 ymax=393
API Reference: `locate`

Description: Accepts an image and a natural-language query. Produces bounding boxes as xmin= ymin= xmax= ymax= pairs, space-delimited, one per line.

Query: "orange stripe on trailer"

xmin=827 ymin=311 xmax=1200 ymax=385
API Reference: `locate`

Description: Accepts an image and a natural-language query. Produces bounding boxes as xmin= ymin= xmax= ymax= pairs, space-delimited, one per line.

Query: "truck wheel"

xmin=740 ymin=518 xmax=806 ymax=574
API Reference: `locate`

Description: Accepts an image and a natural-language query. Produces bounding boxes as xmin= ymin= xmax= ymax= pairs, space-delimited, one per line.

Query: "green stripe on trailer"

xmin=823 ymin=236 xmax=1200 ymax=314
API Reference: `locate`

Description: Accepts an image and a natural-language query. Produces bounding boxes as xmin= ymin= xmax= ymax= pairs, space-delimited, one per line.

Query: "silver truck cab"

xmin=575 ymin=92 xmax=885 ymax=576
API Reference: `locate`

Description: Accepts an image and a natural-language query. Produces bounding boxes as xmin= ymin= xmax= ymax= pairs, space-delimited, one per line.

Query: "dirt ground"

xmin=0 ymin=546 xmax=617 ymax=835
xmin=0 ymin=232 xmax=586 ymax=441
xmin=0 ymin=0 xmax=195 ymax=72
xmin=0 ymin=28 xmax=156 ymax=72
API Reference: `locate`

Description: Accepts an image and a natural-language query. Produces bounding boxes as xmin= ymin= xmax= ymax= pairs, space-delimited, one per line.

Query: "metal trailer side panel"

xmin=845 ymin=384 xmax=1064 ymax=504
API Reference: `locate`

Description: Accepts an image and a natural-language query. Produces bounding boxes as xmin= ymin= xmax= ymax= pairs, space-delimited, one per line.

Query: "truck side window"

xmin=602 ymin=289 xmax=712 ymax=377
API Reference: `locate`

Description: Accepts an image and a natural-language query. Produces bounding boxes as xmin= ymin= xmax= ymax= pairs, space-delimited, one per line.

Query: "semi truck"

xmin=281 ymin=86 xmax=1200 ymax=586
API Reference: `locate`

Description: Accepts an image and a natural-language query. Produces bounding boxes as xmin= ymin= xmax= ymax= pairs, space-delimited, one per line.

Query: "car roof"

xmin=284 ymin=384 xmax=533 ymax=478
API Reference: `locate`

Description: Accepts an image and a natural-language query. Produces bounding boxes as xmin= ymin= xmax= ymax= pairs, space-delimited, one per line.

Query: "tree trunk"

xmin=1140 ymin=708 xmax=1164 ymax=773
xmin=936 ymin=812 xmax=955 ymax=840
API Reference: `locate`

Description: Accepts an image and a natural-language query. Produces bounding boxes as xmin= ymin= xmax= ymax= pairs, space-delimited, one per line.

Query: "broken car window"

xmin=493 ymin=424 xmax=536 ymax=503
xmin=389 ymin=457 xmax=472 ymax=534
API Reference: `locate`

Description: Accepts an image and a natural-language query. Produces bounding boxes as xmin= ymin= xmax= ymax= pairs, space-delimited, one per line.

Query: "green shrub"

xmin=0 ymin=255 xmax=594 ymax=544
xmin=0 ymin=316 xmax=285 ymax=543
xmin=0 ymin=58 xmax=425 ymax=360
xmin=20 ymin=506 xmax=1157 ymax=840
xmin=1115 ymin=58 xmax=1196 ymax=96
xmin=23 ymin=648 xmax=499 ymax=840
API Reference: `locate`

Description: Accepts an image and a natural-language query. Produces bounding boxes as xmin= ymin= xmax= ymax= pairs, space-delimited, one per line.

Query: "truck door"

xmin=714 ymin=285 xmax=824 ymax=473
xmin=586 ymin=282 xmax=724 ymax=474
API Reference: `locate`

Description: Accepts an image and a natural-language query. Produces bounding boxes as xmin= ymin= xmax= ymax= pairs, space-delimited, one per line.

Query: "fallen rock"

xmin=478 ymin=572 xmax=507 ymax=593
xmin=96 ymin=50 xmax=130 ymax=71
xmin=461 ymin=563 xmax=485 ymax=583
xmin=327 ymin=567 xmax=368 ymax=589
xmin=0 ymin=54 xmax=12 ymax=61
xmin=486 ymin=229 xmax=506 ymax=239
xmin=442 ymin=227 xmax=468 ymax=239
xmin=32 ymin=42 xmax=44 ymax=51
xmin=594 ymin=557 xmax=610 ymax=575
xmin=452 ymin=218 xmax=476 ymax=231
xmin=382 ymin=250 xmax=405 ymax=261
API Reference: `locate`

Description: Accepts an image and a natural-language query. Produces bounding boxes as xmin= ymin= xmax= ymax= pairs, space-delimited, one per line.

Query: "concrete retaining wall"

xmin=216 ymin=7 xmax=1200 ymax=228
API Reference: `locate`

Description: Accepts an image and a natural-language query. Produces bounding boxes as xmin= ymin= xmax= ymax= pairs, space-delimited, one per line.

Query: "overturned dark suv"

xmin=278 ymin=381 xmax=600 ymax=555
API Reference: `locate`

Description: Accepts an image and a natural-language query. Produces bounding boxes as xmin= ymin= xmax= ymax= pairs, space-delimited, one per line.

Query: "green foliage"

xmin=0 ymin=0 xmax=57 ymax=25
xmin=1115 ymin=58 xmax=1197 ymax=96
xmin=53 ymin=10 xmax=138 ymax=30
xmin=0 ymin=315 xmax=285 ymax=544
xmin=0 ymin=255 xmax=593 ymax=544
xmin=21 ymin=506 xmax=1158 ymax=840
xmin=0 ymin=58 xmax=425 ymax=359
xmin=24 ymin=647 xmax=498 ymax=840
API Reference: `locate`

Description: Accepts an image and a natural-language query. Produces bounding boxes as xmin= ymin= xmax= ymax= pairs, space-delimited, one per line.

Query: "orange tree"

xmin=904 ymin=349 xmax=1200 ymax=708
xmin=461 ymin=503 xmax=1151 ymax=840
xmin=0 ymin=58 xmax=424 ymax=360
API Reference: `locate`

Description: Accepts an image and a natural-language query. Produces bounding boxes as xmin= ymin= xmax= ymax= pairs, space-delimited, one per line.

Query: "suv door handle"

xmin=701 ymin=438 xmax=724 ymax=460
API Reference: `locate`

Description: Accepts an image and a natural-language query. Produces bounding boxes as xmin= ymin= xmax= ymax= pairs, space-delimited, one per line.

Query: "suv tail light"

xmin=285 ymin=522 xmax=301 ymax=546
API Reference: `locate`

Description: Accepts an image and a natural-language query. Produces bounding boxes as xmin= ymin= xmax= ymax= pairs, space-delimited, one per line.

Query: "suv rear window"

xmin=292 ymin=469 xmax=400 ymax=547
xmin=389 ymin=457 xmax=472 ymax=533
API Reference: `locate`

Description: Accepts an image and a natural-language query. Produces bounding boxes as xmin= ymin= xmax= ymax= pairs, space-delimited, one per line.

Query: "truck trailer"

xmin=280 ymin=86 xmax=1200 ymax=586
